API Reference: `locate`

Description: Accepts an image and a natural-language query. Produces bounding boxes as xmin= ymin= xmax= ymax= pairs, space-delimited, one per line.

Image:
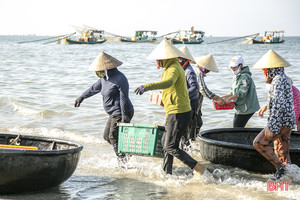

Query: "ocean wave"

xmin=1 ymin=126 xmax=105 ymax=145
xmin=0 ymin=97 xmax=74 ymax=119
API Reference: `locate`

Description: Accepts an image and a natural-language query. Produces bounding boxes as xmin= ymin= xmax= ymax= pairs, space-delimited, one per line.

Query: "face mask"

xmin=232 ymin=68 xmax=241 ymax=75
xmin=265 ymin=83 xmax=272 ymax=91
xmin=95 ymin=71 xmax=105 ymax=78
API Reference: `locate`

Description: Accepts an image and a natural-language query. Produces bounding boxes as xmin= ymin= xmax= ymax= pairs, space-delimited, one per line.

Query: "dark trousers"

xmin=162 ymin=111 xmax=198 ymax=174
xmin=195 ymin=93 xmax=204 ymax=136
xmin=233 ymin=113 xmax=254 ymax=128
xmin=187 ymin=104 xmax=198 ymax=141
xmin=103 ymin=111 xmax=134 ymax=155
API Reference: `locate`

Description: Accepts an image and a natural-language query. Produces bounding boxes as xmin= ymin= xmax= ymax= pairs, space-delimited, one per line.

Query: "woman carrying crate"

xmin=134 ymin=40 xmax=206 ymax=176
xmin=223 ymin=56 xmax=260 ymax=127
xmin=74 ymin=52 xmax=134 ymax=164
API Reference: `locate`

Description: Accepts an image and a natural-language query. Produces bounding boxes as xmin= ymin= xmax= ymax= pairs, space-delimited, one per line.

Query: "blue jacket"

xmin=183 ymin=63 xmax=199 ymax=106
xmin=81 ymin=68 xmax=134 ymax=117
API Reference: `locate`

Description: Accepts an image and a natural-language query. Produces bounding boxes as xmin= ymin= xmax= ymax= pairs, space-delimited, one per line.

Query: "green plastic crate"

xmin=118 ymin=123 xmax=165 ymax=158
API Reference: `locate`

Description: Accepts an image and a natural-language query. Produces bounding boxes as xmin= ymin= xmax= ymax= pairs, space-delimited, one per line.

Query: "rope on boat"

xmin=18 ymin=32 xmax=76 ymax=44
xmin=206 ymin=33 xmax=260 ymax=44
xmin=9 ymin=134 xmax=21 ymax=145
xmin=43 ymin=32 xmax=77 ymax=44
xmin=157 ymin=31 xmax=180 ymax=38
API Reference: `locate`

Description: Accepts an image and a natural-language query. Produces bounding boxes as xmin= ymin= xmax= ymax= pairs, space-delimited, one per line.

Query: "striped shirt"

xmin=192 ymin=65 xmax=215 ymax=99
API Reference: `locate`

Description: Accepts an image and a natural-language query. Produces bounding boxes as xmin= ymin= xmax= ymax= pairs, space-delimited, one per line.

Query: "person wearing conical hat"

xmin=192 ymin=54 xmax=225 ymax=135
xmin=177 ymin=46 xmax=199 ymax=145
xmin=134 ymin=40 xmax=207 ymax=176
xmin=252 ymin=49 xmax=295 ymax=180
xmin=223 ymin=56 xmax=260 ymax=128
xmin=74 ymin=51 xmax=134 ymax=164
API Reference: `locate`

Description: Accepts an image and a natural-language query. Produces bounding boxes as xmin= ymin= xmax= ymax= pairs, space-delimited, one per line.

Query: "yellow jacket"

xmin=143 ymin=58 xmax=191 ymax=116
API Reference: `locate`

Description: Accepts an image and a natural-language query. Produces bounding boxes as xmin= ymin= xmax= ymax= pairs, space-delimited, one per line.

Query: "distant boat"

xmin=198 ymin=128 xmax=300 ymax=174
xmin=120 ymin=30 xmax=158 ymax=43
xmin=253 ymin=30 xmax=285 ymax=44
xmin=0 ymin=133 xmax=83 ymax=194
xmin=64 ymin=26 xmax=107 ymax=45
xmin=65 ymin=38 xmax=107 ymax=44
xmin=165 ymin=29 xmax=205 ymax=44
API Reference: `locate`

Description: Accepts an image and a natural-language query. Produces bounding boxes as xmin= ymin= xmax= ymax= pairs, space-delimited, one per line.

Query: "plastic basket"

xmin=213 ymin=101 xmax=235 ymax=110
xmin=118 ymin=123 xmax=164 ymax=158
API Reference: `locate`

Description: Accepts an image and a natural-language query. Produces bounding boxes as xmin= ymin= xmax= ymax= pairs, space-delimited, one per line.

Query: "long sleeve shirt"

xmin=192 ymin=65 xmax=215 ymax=99
xmin=81 ymin=68 xmax=134 ymax=117
xmin=143 ymin=58 xmax=191 ymax=115
xmin=231 ymin=66 xmax=260 ymax=114
xmin=267 ymin=68 xmax=295 ymax=134
xmin=183 ymin=63 xmax=199 ymax=106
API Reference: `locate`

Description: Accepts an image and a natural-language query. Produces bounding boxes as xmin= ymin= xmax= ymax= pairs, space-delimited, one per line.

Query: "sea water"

xmin=1 ymin=36 xmax=300 ymax=199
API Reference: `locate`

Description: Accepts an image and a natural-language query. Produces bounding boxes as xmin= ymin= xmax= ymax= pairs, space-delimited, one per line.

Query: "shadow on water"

xmin=0 ymin=176 xmax=168 ymax=200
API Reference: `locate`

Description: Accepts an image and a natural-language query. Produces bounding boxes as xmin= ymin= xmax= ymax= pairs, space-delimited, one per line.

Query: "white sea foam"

xmin=284 ymin=164 xmax=300 ymax=183
xmin=3 ymin=126 xmax=105 ymax=145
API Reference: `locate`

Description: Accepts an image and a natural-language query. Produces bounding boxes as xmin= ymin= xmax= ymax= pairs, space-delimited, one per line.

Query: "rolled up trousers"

xmin=253 ymin=127 xmax=291 ymax=170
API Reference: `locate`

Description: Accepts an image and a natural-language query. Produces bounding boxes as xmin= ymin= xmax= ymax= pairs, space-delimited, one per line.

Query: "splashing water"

xmin=284 ymin=164 xmax=300 ymax=183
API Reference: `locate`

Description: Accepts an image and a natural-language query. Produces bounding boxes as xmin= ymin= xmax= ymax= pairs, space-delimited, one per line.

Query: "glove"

xmin=74 ymin=96 xmax=84 ymax=108
xmin=134 ymin=85 xmax=146 ymax=95
xmin=121 ymin=115 xmax=131 ymax=123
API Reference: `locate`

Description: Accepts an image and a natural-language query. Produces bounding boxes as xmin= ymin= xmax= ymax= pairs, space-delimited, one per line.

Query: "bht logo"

xmin=267 ymin=181 xmax=291 ymax=191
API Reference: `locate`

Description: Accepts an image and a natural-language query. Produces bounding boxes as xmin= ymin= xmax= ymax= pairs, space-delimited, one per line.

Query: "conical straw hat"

xmin=253 ymin=49 xmax=291 ymax=69
xmin=195 ymin=54 xmax=219 ymax=73
xmin=88 ymin=52 xmax=122 ymax=71
xmin=178 ymin=46 xmax=196 ymax=64
xmin=147 ymin=40 xmax=185 ymax=60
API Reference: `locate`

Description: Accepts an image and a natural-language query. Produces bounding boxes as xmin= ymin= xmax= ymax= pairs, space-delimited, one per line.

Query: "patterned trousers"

xmin=253 ymin=127 xmax=291 ymax=170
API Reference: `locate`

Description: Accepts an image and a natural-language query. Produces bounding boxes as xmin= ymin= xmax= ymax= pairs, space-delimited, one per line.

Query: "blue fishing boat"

xmin=165 ymin=29 xmax=205 ymax=44
xmin=253 ymin=30 xmax=285 ymax=44
xmin=120 ymin=30 xmax=158 ymax=43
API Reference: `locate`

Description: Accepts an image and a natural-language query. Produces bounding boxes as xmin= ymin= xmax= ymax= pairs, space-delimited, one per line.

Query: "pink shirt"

xmin=292 ymin=86 xmax=300 ymax=123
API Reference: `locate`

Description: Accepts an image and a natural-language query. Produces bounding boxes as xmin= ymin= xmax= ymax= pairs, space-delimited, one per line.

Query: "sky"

xmin=1 ymin=0 xmax=300 ymax=37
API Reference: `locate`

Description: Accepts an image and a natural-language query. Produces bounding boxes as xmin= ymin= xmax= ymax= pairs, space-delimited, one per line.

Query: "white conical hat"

xmin=178 ymin=46 xmax=196 ymax=64
xmin=253 ymin=49 xmax=291 ymax=69
xmin=147 ymin=39 xmax=185 ymax=60
xmin=88 ymin=51 xmax=122 ymax=71
xmin=195 ymin=54 xmax=219 ymax=73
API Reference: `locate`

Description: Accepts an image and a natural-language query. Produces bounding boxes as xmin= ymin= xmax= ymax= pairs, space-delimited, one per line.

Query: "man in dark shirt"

xmin=74 ymin=52 xmax=134 ymax=163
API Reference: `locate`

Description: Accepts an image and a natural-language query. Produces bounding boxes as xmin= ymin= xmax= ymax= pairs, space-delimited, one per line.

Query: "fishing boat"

xmin=64 ymin=29 xmax=107 ymax=45
xmin=198 ymin=128 xmax=300 ymax=174
xmin=63 ymin=25 xmax=107 ymax=45
xmin=65 ymin=37 xmax=107 ymax=44
xmin=253 ymin=30 xmax=285 ymax=44
xmin=0 ymin=133 xmax=83 ymax=194
xmin=165 ymin=29 xmax=205 ymax=44
xmin=120 ymin=30 xmax=158 ymax=43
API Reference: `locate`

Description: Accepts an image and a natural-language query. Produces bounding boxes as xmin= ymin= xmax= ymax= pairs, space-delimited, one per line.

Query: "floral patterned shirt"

xmin=267 ymin=68 xmax=295 ymax=134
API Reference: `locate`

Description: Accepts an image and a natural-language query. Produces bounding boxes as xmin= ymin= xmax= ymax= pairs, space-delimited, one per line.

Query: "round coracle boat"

xmin=198 ymin=128 xmax=300 ymax=174
xmin=0 ymin=133 xmax=83 ymax=194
